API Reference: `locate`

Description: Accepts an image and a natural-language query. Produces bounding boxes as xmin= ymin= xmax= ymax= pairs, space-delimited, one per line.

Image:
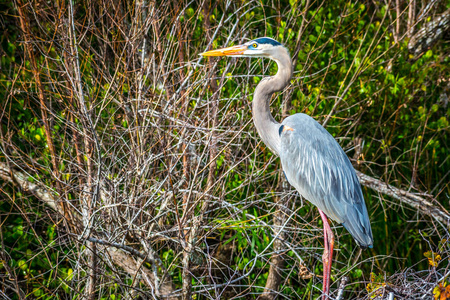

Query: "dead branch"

xmin=335 ymin=276 xmax=349 ymax=300
xmin=0 ymin=162 xmax=59 ymax=213
xmin=15 ymin=0 xmax=72 ymax=228
xmin=106 ymin=247 xmax=179 ymax=299
xmin=0 ymin=162 xmax=177 ymax=298
xmin=408 ymin=9 xmax=450 ymax=57
xmin=357 ymin=171 xmax=450 ymax=225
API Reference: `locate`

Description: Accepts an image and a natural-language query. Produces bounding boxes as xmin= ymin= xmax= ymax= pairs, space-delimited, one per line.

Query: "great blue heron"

xmin=200 ymin=37 xmax=373 ymax=299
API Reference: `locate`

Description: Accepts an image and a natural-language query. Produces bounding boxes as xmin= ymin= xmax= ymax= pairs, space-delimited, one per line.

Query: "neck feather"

xmin=252 ymin=49 xmax=292 ymax=155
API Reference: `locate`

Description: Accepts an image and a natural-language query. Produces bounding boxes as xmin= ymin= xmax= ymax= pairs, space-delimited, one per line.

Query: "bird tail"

xmin=342 ymin=210 xmax=373 ymax=249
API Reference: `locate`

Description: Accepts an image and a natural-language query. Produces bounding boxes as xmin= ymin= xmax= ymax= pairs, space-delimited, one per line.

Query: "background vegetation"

xmin=0 ymin=0 xmax=449 ymax=299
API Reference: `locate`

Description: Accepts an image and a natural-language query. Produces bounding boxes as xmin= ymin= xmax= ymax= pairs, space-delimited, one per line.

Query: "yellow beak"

xmin=200 ymin=45 xmax=247 ymax=57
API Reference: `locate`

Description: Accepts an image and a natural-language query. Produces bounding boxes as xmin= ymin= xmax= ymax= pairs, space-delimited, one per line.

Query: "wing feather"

xmin=279 ymin=113 xmax=373 ymax=247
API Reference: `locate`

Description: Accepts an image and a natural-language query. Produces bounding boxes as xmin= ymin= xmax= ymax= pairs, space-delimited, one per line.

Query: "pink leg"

xmin=318 ymin=209 xmax=334 ymax=300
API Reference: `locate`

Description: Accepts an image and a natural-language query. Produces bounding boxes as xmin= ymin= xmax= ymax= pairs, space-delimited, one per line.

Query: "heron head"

xmin=200 ymin=37 xmax=287 ymax=60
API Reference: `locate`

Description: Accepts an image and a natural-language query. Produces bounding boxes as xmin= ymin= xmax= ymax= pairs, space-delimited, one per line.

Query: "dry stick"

xmin=66 ymin=9 xmax=96 ymax=300
xmin=335 ymin=276 xmax=348 ymax=300
xmin=79 ymin=236 xmax=162 ymax=266
xmin=395 ymin=0 xmax=401 ymax=43
xmin=0 ymin=217 xmax=25 ymax=299
xmin=408 ymin=8 xmax=450 ymax=57
xmin=180 ymin=3 xmax=194 ymax=297
xmin=0 ymin=127 xmax=24 ymax=300
xmin=66 ymin=0 xmax=104 ymax=298
xmin=388 ymin=292 xmax=394 ymax=300
xmin=137 ymin=1 xmax=167 ymax=298
xmin=181 ymin=3 xmax=225 ymax=299
xmin=177 ymin=6 xmax=191 ymax=224
xmin=14 ymin=0 xmax=73 ymax=229
xmin=175 ymin=7 xmax=194 ymax=283
xmin=0 ymin=162 xmax=178 ymax=298
xmin=292 ymin=0 xmax=311 ymax=68
xmin=259 ymin=184 xmax=288 ymax=300
xmin=0 ymin=290 xmax=13 ymax=300
xmin=356 ymin=171 xmax=450 ymax=225
xmin=407 ymin=0 xmax=416 ymax=38
xmin=107 ymin=246 xmax=179 ymax=299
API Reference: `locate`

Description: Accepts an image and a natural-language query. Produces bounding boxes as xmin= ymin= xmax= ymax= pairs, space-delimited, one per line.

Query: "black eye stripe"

xmin=279 ymin=125 xmax=284 ymax=136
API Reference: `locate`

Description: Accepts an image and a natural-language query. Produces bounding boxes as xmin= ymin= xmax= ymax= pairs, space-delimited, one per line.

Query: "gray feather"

xmin=279 ymin=114 xmax=373 ymax=248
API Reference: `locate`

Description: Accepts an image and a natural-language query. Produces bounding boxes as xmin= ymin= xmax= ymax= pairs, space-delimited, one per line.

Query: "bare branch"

xmin=357 ymin=171 xmax=450 ymax=225
xmin=0 ymin=162 xmax=177 ymax=298
xmin=408 ymin=9 xmax=450 ymax=57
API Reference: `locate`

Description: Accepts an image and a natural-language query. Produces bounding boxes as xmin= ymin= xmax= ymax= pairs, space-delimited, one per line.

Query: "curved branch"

xmin=0 ymin=162 xmax=178 ymax=299
xmin=356 ymin=171 xmax=450 ymax=225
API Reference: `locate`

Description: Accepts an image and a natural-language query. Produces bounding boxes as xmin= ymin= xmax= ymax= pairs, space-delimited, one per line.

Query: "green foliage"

xmin=0 ymin=198 xmax=74 ymax=299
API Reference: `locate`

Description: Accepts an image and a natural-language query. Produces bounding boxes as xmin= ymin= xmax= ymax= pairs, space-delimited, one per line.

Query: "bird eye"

xmin=252 ymin=43 xmax=258 ymax=48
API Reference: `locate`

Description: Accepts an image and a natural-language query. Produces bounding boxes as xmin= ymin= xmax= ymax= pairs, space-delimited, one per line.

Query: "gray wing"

xmin=279 ymin=113 xmax=373 ymax=248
